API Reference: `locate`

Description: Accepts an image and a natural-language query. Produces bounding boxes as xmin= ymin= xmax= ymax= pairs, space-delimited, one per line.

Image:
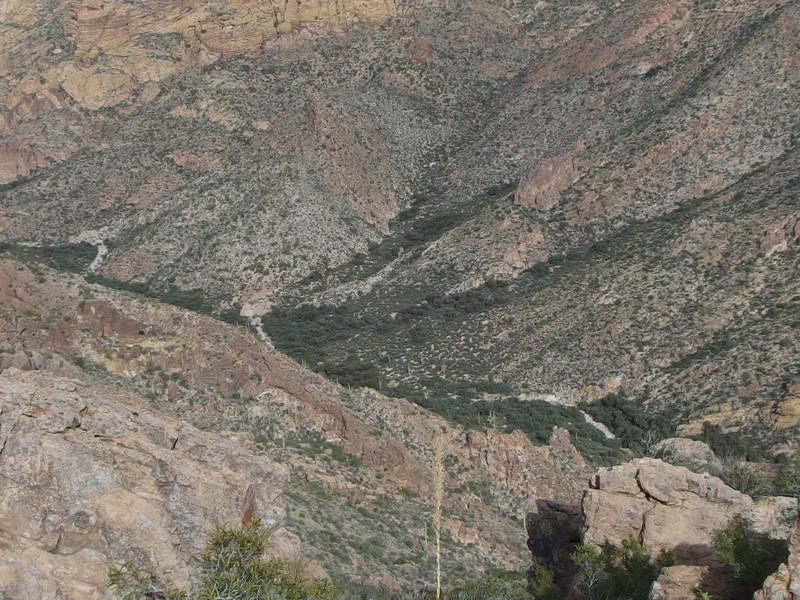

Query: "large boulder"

xmin=0 ymin=368 xmax=289 ymax=599
xmin=654 ymin=437 xmax=723 ymax=475
xmin=529 ymin=459 xmax=798 ymax=600
xmin=583 ymin=458 xmax=797 ymax=562
xmin=579 ymin=458 xmax=797 ymax=600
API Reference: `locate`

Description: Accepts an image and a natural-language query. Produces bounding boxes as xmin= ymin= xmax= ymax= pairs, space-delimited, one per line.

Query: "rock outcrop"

xmin=514 ymin=145 xmax=584 ymax=211
xmin=580 ymin=458 xmax=797 ymax=599
xmin=530 ymin=458 xmax=800 ymax=600
xmin=0 ymin=368 xmax=289 ymax=599
xmin=3 ymin=0 xmax=397 ymax=110
xmin=653 ymin=437 xmax=723 ymax=475
xmin=756 ymin=518 xmax=800 ymax=600
xmin=583 ymin=459 xmax=797 ymax=560
xmin=772 ymin=378 xmax=800 ymax=430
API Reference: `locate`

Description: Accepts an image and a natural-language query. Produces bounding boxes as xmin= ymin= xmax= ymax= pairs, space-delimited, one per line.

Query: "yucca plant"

xmin=432 ymin=435 xmax=446 ymax=600
xmin=108 ymin=518 xmax=337 ymax=600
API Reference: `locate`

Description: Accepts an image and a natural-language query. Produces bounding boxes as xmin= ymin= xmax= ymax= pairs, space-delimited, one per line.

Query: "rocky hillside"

xmin=1 ymin=1 xmax=799 ymax=595
xmin=3 ymin=0 xmax=795 ymax=451
xmin=0 ymin=367 xmax=289 ymax=599
xmin=260 ymin=0 xmax=799 ymax=449
xmin=0 ymin=255 xmax=591 ymax=595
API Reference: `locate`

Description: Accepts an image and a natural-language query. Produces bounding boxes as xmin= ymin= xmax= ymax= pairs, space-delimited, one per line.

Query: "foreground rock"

xmin=583 ymin=458 xmax=797 ymax=559
xmin=756 ymin=518 xmax=800 ymax=600
xmin=582 ymin=458 xmax=797 ymax=599
xmin=529 ymin=458 xmax=798 ymax=600
xmin=0 ymin=258 xmax=591 ymax=586
xmin=0 ymin=368 xmax=288 ymax=599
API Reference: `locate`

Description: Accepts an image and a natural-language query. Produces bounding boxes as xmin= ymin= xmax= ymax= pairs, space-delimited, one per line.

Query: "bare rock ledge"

xmin=0 ymin=368 xmax=289 ymax=599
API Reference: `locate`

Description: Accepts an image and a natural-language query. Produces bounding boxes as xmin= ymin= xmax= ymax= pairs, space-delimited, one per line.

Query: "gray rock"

xmin=0 ymin=368 xmax=289 ymax=599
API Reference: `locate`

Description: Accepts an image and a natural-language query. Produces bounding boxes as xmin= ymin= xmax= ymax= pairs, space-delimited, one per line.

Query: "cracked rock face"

xmin=0 ymin=368 xmax=289 ymax=599
xmin=579 ymin=459 xmax=798 ymax=600
xmin=582 ymin=458 xmax=798 ymax=562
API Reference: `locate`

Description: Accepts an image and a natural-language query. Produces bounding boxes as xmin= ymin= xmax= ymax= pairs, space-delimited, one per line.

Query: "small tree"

xmin=528 ymin=561 xmax=560 ymax=600
xmin=713 ymin=518 xmax=789 ymax=590
xmin=721 ymin=462 xmax=772 ymax=497
xmin=448 ymin=569 xmax=531 ymax=600
xmin=777 ymin=454 xmax=800 ymax=497
xmin=570 ymin=538 xmax=674 ymax=600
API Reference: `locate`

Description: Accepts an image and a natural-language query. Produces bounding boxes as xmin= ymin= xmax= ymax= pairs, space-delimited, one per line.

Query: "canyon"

xmin=0 ymin=0 xmax=798 ymax=597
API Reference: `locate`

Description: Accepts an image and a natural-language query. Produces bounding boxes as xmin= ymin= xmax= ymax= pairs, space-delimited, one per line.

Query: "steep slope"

xmin=1 ymin=0 xmax=593 ymax=312
xmin=261 ymin=0 xmax=800 ymax=449
xmin=1 ymin=0 xmax=797 ymax=461
xmin=266 ymin=148 xmax=800 ymax=449
xmin=0 ymin=367 xmax=289 ymax=599
xmin=0 ymin=255 xmax=590 ymax=589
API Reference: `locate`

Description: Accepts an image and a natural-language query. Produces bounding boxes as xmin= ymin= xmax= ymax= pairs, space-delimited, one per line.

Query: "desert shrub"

xmin=578 ymin=393 xmax=675 ymax=455
xmin=323 ymin=357 xmax=381 ymax=388
xmin=777 ymin=454 xmax=800 ymax=497
xmin=447 ymin=569 xmax=531 ymax=600
xmin=712 ymin=518 xmax=788 ymax=589
xmin=86 ymin=274 xmax=246 ymax=326
xmin=528 ymin=562 xmax=560 ymax=600
xmin=413 ymin=395 xmax=625 ymax=464
xmin=570 ymin=538 xmax=674 ymax=600
xmin=262 ymin=304 xmax=372 ymax=369
xmin=336 ymin=569 xmax=540 ymax=600
xmin=108 ymin=518 xmax=337 ymax=600
xmin=107 ymin=562 xmax=186 ymax=600
xmin=696 ymin=422 xmax=766 ymax=461
xmin=721 ymin=462 xmax=771 ymax=497
xmin=0 ymin=242 xmax=97 ymax=273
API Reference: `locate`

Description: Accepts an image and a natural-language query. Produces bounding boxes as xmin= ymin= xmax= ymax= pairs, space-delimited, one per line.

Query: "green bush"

xmin=109 ymin=526 xmax=549 ymax=600
xmin=528 ymin=562 xmax=560 ymax=600
xmin=108 ymin=518 xmax=337 ymax=600
xmin=2 ymin=242 xmax=97 ymax=273
xmin=448 ymin=569 xmax=531 ymax=600
xmin=578 ymin=393 xmax=675 ymax=455
xmin=570 ymin=538 xmax=674 ymax=600
xmin=777 ymin=454 xmax=800 ymax=497
xmin=721 ymin=462 xmax=771 ymax=497
xmin=696 ymin=422 xmax=766 ymax=462
xmin=86 ymin=274 xmax=248 ymax=326
xmin=712 ymin=518 xmax=788 ymax=589
xmin=107 ymin=562 xmax=185 ymax=600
